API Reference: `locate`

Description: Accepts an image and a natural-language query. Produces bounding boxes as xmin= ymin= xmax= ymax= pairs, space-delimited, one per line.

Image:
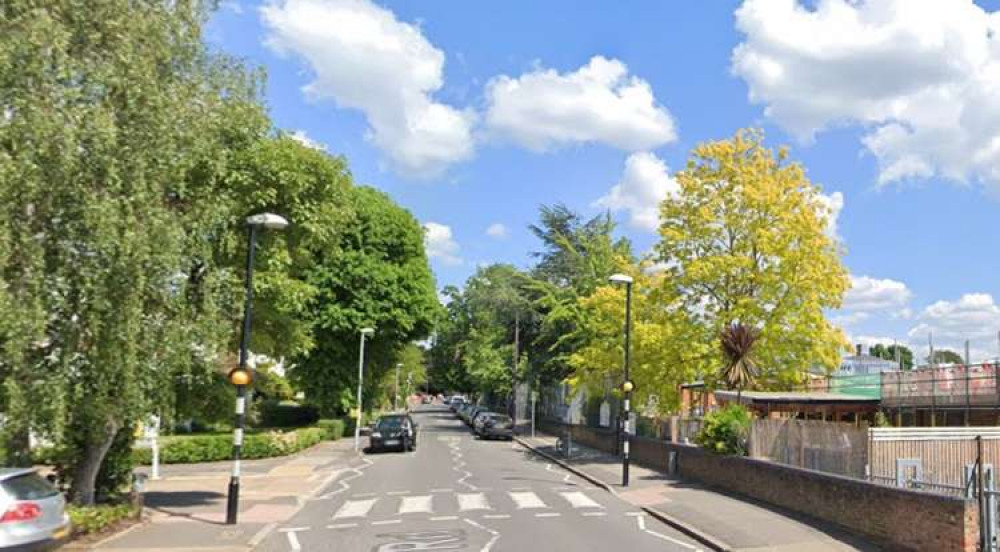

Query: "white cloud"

xmin=732 ymin=0 xmax=1000 ymax=187
xmin=843 ymin=275 xmax=912 ymax=312
xmin=261 ymin=0 xmax=475 ymax=176
xmin=594 ymin=152 xmax=679 ymax=233
xmin=486 ymin=223 xmax=508 ymax=239
xmin=831 ymin=311 xmax=871 ymax=327
xmin=288 ymin=130 xmax=326 ymax=151
xmin=484 ymin=56 xmax=677 ymax=152
xmin=815 ymin=191 xmax=843 ymax=241
xmin=424 ymin=222 xmax=462 ymax=265
xmin=908 ymin=293 xmax=1000 ymax=362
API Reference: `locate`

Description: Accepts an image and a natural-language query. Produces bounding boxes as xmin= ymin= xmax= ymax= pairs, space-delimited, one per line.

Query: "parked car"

xmin=458 ymin=404 xmax=474 ymax=422
xmin=369 ymin=413 xmax=418 ymax=452
xmin=465 ymin=406 xmax=486 ymax=427
xmin=475 ymin=413 xmax=514 ymax=440
xmin=450 ymin=396 xmax=466 ymax=412
xmin=0 ymin=468 xmax=71 ymax=551
xmin=471 ymin=409 xmax=492 ymax=431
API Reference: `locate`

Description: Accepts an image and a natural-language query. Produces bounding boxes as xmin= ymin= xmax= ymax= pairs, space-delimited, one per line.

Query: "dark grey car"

xmin=0 ymin=469 xmax=71 ymax=551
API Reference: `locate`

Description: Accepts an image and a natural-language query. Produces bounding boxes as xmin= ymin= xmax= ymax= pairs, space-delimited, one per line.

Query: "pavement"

xmin=74 ymin=438 xmax=361 ymax=552
xmin=515 ymin=429 xmax=882 ymax=552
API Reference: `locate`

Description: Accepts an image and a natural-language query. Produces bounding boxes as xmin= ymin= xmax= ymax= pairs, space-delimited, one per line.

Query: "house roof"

xmin=713 ymin=390 xmax=880 ymax=405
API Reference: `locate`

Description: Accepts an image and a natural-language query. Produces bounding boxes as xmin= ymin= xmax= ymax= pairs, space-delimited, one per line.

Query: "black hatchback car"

xmin=369 ymin=414 xmax=418 ymax=452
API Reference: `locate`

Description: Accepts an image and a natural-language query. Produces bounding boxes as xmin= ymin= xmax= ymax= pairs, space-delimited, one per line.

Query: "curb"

xmin=514 ymin=435 xmax=731 ymax=552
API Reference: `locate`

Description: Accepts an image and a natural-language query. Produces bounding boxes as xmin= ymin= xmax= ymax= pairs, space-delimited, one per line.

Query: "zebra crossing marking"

xmin=333 ymin=498 xmax=378 ymax=519
xmin=509 ymin=491 xmax=547 ymax=509
xmin=457 ymin=493 xmax=490 ymax=511
xmin=399 ymin=495 xmax=433 ymax=514
xmin=560 ymin=491 xmax=603 ymax=509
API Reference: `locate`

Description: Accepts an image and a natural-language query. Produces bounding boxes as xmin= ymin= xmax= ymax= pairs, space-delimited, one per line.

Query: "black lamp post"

xmin=609 ymin=273 xmax=634 ymax=487
xmin=226 ymin=213 xmax=288 ymax=525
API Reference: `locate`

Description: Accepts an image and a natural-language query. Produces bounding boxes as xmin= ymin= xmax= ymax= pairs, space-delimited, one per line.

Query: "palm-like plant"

xmin=719 ymin=323 xmax=761 ymax=401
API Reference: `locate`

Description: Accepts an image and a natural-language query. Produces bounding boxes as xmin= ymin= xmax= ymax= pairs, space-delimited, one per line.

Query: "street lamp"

xmin=609 ymin=273 xmax=634 ymax=487
xmin=395 ymin=363 xmax=403 ymax=411
xmin=226 ymin=212 xmax=289 ymax=525
xmin=355 ymin=327 xmax=375 ymax=451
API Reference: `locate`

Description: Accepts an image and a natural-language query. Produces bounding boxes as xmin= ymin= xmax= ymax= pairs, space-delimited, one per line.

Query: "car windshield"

xmin=2 ymin=473 xmax=58 ymax=501
xmin=377 ymin=417 xmax=406 ymax=430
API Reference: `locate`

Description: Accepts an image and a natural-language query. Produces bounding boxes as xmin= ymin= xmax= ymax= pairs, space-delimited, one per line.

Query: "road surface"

xmin=255 ymin=405 xmax=703 ymax=551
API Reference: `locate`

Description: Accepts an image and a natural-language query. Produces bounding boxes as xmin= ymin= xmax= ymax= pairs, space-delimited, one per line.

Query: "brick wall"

xmin=539 ymin=421 xmax=978 ymax=551
xmin=665 ymin=441 xmax=978 ymax=552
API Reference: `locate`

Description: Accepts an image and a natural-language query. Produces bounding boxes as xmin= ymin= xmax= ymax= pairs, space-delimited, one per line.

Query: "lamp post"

xmin=226 ymin=213 xmax=288 ymax=525
xmin=609 ymin=273 xmax=634 ymax=487
xmin=355 ymin=327 xmax=375 ymax=451
xmin=395 ymin=363 xmax=403 ymax=411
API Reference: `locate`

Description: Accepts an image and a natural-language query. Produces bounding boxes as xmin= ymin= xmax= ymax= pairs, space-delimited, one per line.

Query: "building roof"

xmin=714 ymin=390 xmax=880 ymax=405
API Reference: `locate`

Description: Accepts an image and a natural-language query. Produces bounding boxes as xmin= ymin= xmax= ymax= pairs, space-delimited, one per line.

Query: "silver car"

xmin=0 ymin=469 xmax=70 ymax=551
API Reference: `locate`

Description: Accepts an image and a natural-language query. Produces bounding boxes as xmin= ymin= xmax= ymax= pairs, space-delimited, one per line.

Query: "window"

xmin=2 ymin=474 xmax=58 ymax=501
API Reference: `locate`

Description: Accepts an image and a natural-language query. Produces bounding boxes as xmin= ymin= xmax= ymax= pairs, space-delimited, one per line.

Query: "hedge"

xmin=68 ymin=503 xmax=140 ymax=538
xmin=132 ymin=427 xmax=326 ymax=465
xmin=317 ymin=419 xmax=346 ymax=440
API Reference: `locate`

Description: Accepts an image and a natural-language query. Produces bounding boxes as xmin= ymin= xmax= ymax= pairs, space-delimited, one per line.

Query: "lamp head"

xmin=228 ymin=367 xmax=253 ymax=386
xmin=608 ymin=273 xmax=634 ymax=285
xmin=621 ymin=380 xmax=635 ymax=393
xmin=360 ymin=327 xmax=375 ymax=337
xmin=246 ymin=213 xmax=289 ymax=230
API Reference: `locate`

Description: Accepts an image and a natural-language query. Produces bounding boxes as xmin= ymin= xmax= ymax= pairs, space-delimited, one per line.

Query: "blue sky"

xmin=210 ymin=0 xmax=1000 ymax=361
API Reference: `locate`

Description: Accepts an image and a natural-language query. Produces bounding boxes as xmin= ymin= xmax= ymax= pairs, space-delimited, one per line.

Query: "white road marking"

xmin=482 ymin=514 xmax=511 ymax=519
xmin=535 ymin=512 xmax=561 ymax=518
xmin=431 ymin=516 xmax=459 ymax=521
xmin=316 ymin=457 xmax=375 ymax=500
xmin=278 ymin=527 xmax=307 ymax=552
xmin=399 ymin=495 xmax=433 ymax=514
xmin=582 ymin=512 xmax=607 ymax=517
xmin=332 ymin=498 xmax=378 ymax=519
xmin=635 ymin=515 xmax=701 ymax=551
xmin=509 ymin=491 xmax=547 ymax=509
xmin=371 ymin=519 xmax=402 ymax=526
xmin=463 ymin=518 xmax=501 ymax=552
xmin=457 ymin=493 xmax=490 ymax=511
xmin=625 ymin=511 xmax=645 ymax=516
xmin=327 ymin=523 xmax=358 ymax=529
xmin=431 ymin=488 xmax=454 ymax=493
xmin=560 ymin=491 xmax=603 ymax=509
xmin=387 ymin=490 xmax=410 ymax=496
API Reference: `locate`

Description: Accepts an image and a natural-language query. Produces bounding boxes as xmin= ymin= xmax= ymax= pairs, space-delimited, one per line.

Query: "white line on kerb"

xmin=635 ymin=514 xmax=700 ymax=551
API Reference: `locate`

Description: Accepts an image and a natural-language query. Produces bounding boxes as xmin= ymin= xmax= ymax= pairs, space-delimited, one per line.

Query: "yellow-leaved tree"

xmin=657 ymin=129 xmax=849 ymax=391
xmin=569 ymin=263 xmax=698 ymax=415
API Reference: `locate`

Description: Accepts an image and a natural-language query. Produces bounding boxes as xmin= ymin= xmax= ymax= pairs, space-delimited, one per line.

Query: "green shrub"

xmin=132 ymin=427 xmax=325 ymax=465
xmin=695 ymin=404 xmax=751 ymax=455
xmin=67 ymin=503 xmax=140 ymax=537
xmin=259 ymin=401 xmax=319 ymax=428
xmin=317 ymin=419 xmax=346 ymax=440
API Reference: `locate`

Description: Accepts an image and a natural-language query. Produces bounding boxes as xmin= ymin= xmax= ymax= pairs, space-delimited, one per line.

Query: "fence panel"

xmin=749 ymin=419 xmax=868 ymax=478
xmin=870 ymin=427 xmax=1000 ymax=488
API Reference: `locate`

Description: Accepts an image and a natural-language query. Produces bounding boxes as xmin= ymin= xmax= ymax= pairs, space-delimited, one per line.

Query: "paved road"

xmin=255 ymin=405 xmax=704 ymax=552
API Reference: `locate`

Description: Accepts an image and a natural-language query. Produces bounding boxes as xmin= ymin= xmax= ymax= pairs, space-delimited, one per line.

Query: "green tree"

xmin=930 ymin=349 xmax=965 ymax=366
xmin=870 ymin=343 xmax=914 ymax=370
xmin=0 ymin=0 xmax=269 ymax=503
xmin=526 ymin=205 xmax=633 ymax=384
xmin=657 ymin=130 xmax=850 ymax=391
xmin=292 ymin=187 xmax=439 ymax=417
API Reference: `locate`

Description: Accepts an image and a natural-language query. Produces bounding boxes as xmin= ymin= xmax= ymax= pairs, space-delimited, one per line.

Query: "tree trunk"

xmin=70 ymin=419 xmax=120 ymax=506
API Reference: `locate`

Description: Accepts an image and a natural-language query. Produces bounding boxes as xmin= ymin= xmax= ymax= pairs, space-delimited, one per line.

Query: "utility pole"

xmin=513 ymin=311 xmax=519 ymax=422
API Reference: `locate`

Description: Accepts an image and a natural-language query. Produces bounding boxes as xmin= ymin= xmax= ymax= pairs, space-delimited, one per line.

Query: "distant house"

xmin=836 ymin=345 xmax=899 ymax=376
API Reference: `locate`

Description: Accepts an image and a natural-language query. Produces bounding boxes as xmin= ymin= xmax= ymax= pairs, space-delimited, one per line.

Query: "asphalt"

xmin=254 ymin=405 xmax=705 ymax=552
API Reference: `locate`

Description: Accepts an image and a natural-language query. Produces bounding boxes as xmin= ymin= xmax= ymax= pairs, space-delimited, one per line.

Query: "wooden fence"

xmin=749 ymin=419 xmax=869 ymax=478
